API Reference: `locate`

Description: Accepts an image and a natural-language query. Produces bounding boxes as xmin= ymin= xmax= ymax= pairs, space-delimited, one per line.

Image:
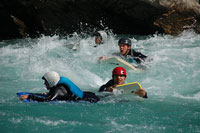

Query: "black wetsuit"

xmin=119 ymin=49 xmax=147 ymax=64
xmin=99 ymin=79 xmax=114 ymax=92
xmin=99 ymin=79 xmax=148 ymax=98
xmin=28 ymin=84 xmax=100 ymax=103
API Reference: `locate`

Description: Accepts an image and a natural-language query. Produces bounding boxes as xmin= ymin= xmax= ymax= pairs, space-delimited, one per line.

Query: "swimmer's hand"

xmin=99 ymin=56 xmax=107 ymax=60
xmin=106 ymin=84 xmax=117 ymax=92
xmin=134 ymin=88 xmax=146 ymax=97
xmin=20 ymin=95 xmax=28 ymax=100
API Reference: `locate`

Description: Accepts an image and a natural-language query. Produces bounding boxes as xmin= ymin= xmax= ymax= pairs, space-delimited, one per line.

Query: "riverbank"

xmin=0 ymin=0 xmax=200 ymax=41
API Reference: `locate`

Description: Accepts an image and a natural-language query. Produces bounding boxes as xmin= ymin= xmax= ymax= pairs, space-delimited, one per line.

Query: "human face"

xmin=95 ymin=36 xmax=102 ymax=44
xmin=113 ymin=74 xmax=126 ymax=85
xmin=119 ymin=44 xmax=131 ymax=55
xmin=44 ymin=80 xmax=50 ymax=90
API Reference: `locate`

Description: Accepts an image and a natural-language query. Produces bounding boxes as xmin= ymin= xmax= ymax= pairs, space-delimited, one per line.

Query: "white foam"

xmin=26 ymin=116 xmax=82 ymax=126
xmin=173 ymin=92 xmax=200 ymax=101
xmin=1 ymin=30 xmax=200 ymax=102
xmin=9 ymin=117 xmax=22 ymax=124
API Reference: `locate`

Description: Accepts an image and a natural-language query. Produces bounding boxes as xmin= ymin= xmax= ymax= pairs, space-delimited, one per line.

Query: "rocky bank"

xmin=0 ymin=0 xmax=200 ymax=41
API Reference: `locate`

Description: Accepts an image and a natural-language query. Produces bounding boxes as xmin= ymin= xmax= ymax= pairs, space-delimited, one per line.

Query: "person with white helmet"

xmin=20 ymin=71 xmax=100 ymax=103
xmin=69 ymin=30 xmax=107 ymax=51
xmin=94 ymin=30 xmax=107 ymax=46
xmin=99 ymin=67 xmax=147 ymax=98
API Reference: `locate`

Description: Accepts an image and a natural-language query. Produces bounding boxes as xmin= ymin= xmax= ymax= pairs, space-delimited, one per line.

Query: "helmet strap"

xmin=124 ymin=48 xmax=130 ymax=56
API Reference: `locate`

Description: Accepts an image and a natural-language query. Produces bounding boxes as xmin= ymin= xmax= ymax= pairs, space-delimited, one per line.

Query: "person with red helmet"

xmin=98 ymin=67 xmax=147 ymax=98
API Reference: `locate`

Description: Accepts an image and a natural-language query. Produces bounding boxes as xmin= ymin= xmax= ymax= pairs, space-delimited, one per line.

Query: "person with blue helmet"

xmin=20 ymin=71 xmax=99 ymax=103
xmin=117 ymin=38 xmax=147 ymax=64
xmin=99 ymin=38 xmax=147 ymax=64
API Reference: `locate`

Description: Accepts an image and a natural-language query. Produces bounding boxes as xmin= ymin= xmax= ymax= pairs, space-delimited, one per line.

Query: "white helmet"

xmin=42 ymin=71 xmax=60 ymax=87
xmin=97 ymin=30 xmax=107 ymax=44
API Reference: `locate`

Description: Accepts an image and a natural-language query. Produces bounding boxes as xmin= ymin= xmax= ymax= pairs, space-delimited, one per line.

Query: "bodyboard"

xmin=17 ymin=92 xmax=48 ymax=102
xmin=101 ymin=56 xmax=138 ymax=71
xmin=64 ymin=43 xmax=80 ymax=51
xmin=113 ymin=82 xmax=142 ymax=94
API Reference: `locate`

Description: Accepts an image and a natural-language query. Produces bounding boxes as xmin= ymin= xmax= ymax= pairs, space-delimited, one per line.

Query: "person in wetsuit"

xmin=117 ymin=38 xmax=147 ymax=64
xmin=99 ymin=67 xmax=147 ymax=98
xmin=94 ymin=30 xmax=107 ymax=46
xmin=99 ymin=38 xmax=148 ymax=64
xmin=20 ymin=71 xmax=99 ymax=103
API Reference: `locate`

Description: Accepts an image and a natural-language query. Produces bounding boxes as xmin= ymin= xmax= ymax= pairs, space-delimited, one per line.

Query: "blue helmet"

xmin=118 ymin=38 xmax=132 ymax=46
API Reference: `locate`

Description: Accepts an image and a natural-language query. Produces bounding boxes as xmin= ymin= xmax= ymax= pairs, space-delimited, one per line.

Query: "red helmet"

xmin=112 ymin=67 xmax=127 ymax=76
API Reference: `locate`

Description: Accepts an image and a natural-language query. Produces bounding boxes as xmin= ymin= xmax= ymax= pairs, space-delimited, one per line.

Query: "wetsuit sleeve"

xmin=82 ymin=91 xmax=100 ymax=103
xmin=98 ymin=84 xmax=107 ymax=92
xmin=132 ymin=49 xmax=147 ymax=64
xmin=143 ymin=92 xmax=148 ymax=98
xmin=27 ymin=94 xmax=51 ymax=102
xmin=27 ymin=85 xmax=69 ymax=102
xmin=98 ymin=80 xmax=114 ymax=92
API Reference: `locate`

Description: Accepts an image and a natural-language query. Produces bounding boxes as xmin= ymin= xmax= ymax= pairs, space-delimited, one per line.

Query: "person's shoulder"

xmin=98 ymin=79 xmax=113 ymax=92
xmin=105 ymin=79 xmax=114 ymax=86
xmin=131 ymin=49 xmax=144 ymax=56
xmin=100 ymin=79 xmax=113 ymax=87
xmin=131 ymin=49 xmax=137 ymax=54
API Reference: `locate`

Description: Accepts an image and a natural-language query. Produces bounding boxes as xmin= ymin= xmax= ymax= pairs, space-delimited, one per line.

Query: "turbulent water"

xmin=0 ymin=31 xmax=200 ymax=132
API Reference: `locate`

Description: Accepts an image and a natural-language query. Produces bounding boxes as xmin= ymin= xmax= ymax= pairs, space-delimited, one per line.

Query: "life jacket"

xmin=57 ymin=77 xmax=83 ymax=98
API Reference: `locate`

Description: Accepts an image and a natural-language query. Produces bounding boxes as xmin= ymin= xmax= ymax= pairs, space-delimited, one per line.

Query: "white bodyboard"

xmin=101 ymin=56 xmax=138 ymax=71
xmin=113 ymin=82 xmax=142 ymax=94
xmin=65 ymin=43 xmax=80 ymax=51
